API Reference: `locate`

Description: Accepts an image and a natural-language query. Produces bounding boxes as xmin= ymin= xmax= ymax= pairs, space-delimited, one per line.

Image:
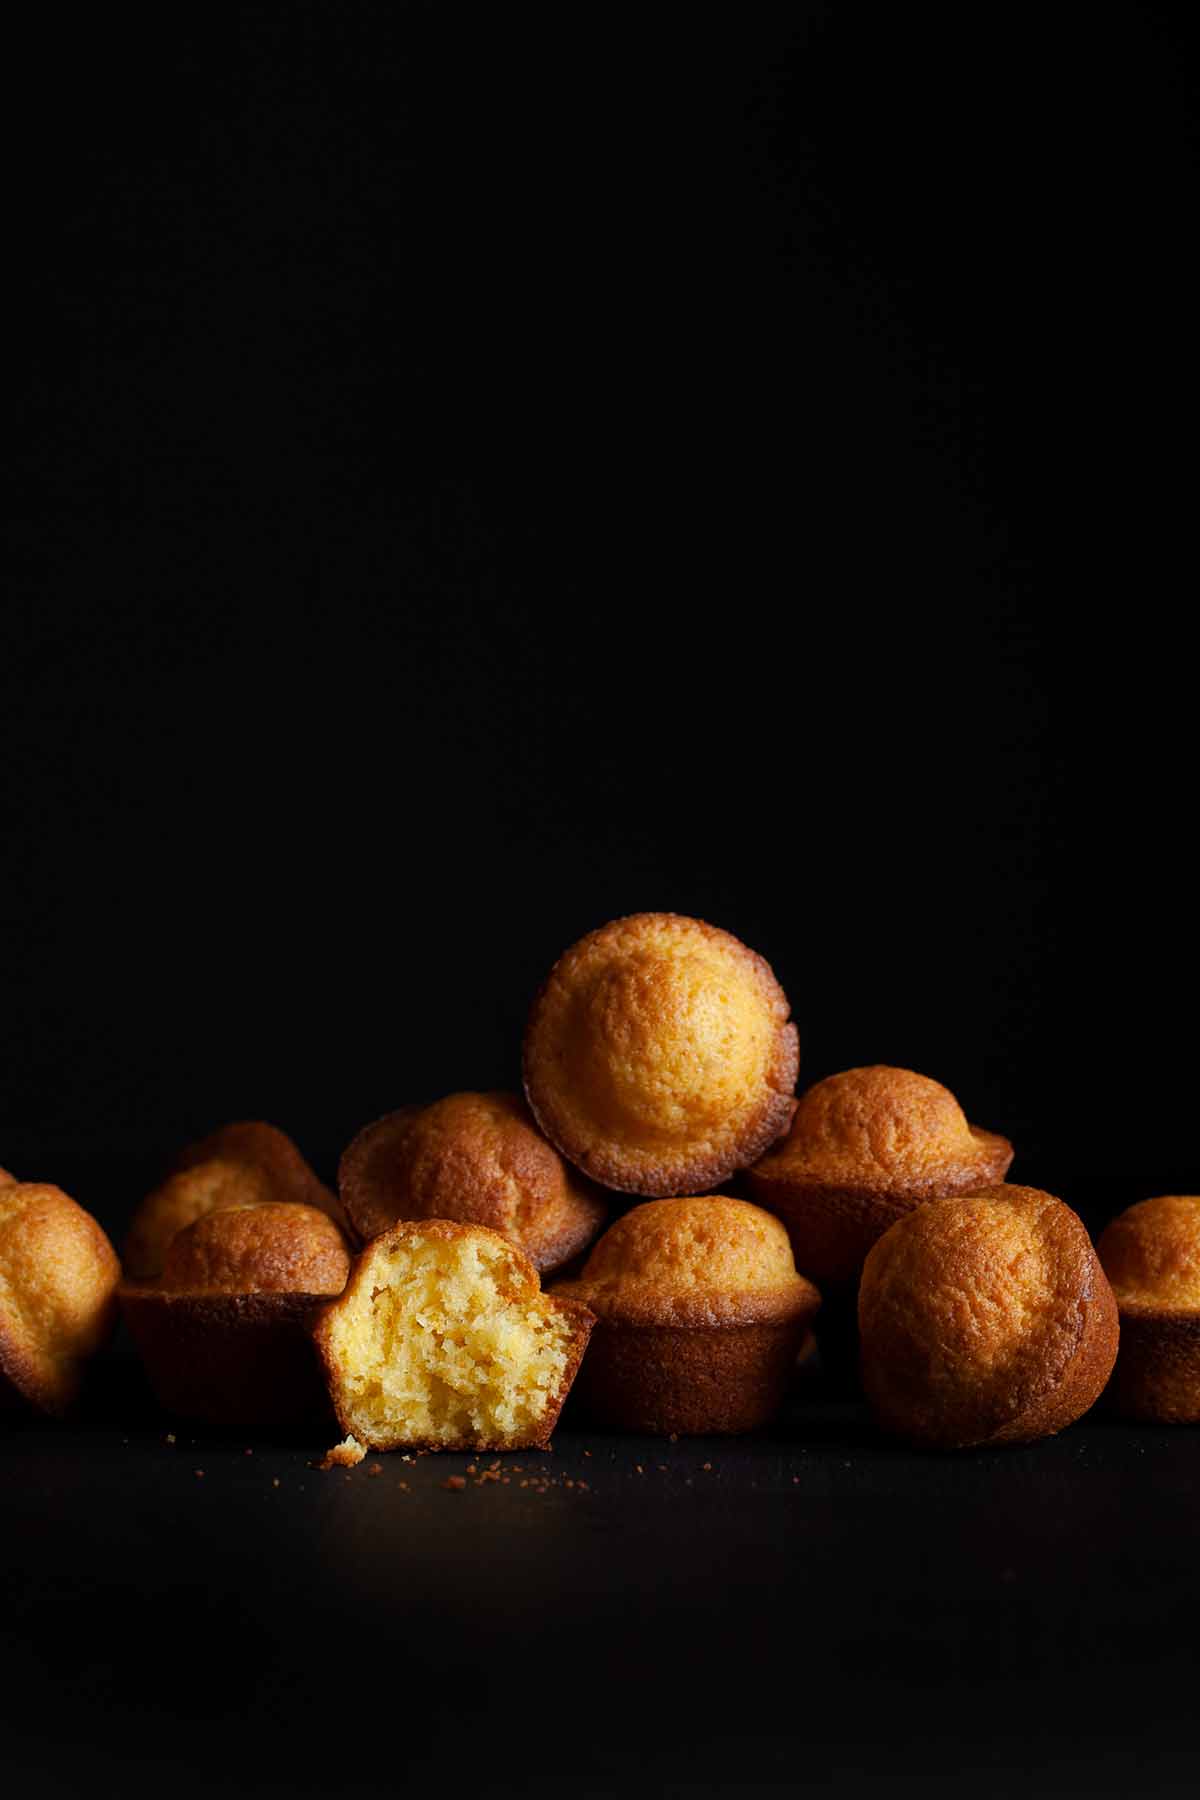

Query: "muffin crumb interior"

xmin=324 ymin=1233 xmax=574 ymax=1446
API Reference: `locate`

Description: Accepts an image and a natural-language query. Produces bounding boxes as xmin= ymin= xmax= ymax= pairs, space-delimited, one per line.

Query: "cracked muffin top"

xmin=338 ymin=1091 xmax=607 ymax=1275
xmin=523 ymin=913 xmax=799 ymax=1197
xmin=554 ymin=1194 xmax=820 ymax=1330
xmin=1098 ymin=1195 xmax=1200 ymax=1312
xmin=158 ymin=1202 xmax=351 ymax=1295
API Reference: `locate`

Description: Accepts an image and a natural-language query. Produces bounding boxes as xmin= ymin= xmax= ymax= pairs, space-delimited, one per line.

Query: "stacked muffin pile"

xmin=3 ymin=912 xmax=1199 ymax=1450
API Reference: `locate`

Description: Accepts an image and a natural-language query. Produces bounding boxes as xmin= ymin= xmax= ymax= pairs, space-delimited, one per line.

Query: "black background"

xmin=5 ymin=6 xmax=1200 ymax=1795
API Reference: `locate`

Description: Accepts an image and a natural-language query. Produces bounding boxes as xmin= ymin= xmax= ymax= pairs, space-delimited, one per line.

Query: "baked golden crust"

xmin=124 ymin=1159 xmax=276 ymax=1280
xmin=554 ymin=1196 xmax=820 ymax=1435
xmin=555 ymin=1195 xmax=820 ymax=1329
xmin=161 ymin=1203 xmax=351 ymax=1294
xmin=0 ymin=1167 xmax=15 ymax=1186
xmin=1098 ymin=1195 xmax=1200 ymax=1421
xmin=0 ymin=1184 xmax=121 ymax=1415
xmin=858 ymin=1184 xmax=1118 ymax=1450
xmin=523 ymin=912 xmax=799 ymax=1197
xmin=746 ymin=1065 xmax=1013 ymax=1285
xmin=1097 ymin=1195 xmax=1200 ymax=1306
xmin=338 ymin=1092 xmax=608 ymax=1273
xmin=120 ymin=1202 xmax=351 ymax=1426
xmin=125 ymin=1121 xmax=341 ymax=1278
xmin=313 ymin=1219 xmax=595 ymax=1453
xmin=173 ymin=1121 xmax=340 ymax=1220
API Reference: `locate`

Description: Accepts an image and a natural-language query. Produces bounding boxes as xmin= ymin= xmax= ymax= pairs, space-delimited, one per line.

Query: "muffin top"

xmin=555 ymin=1194 xmax=820 ymax=1329
xmin=750 ymin=1065 xmax=1011 ymax=1195
xmin=524 ymin=913 xmax=798 ymax=1197
xmin=0 ymin=1167 xmax=15 ymax=1185
xmin=125 ymin=1121 xmax=339 ymax=1280
xmin=159 ymin=1203 xmax=351 ymax=1295
xmin=859 ymin=1184 xmax=1112 ymax=1447
xmin=0 ymin=1183 xmax=122 ymax=1411
xmin=338 ymin=1091 xmax=607 ymax=1273
xmin=1098 ymin=1195 xmax=1200 ymax=1311
xmin=173 ymin=1121 xmax=340 ymax=1220
xmin=125 ymin=1159 xmax=276 ymax=1280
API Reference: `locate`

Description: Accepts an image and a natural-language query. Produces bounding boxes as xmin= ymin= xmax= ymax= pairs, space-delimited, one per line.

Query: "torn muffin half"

xmin=312 ymin=1219 xmax=594 ymax=1453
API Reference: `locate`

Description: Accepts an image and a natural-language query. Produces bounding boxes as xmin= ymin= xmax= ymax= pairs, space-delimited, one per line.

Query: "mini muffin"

xmin=338 ymin=1091 xmax=608 ymax=1274
xmin=124 ymin=1120 xmax=340 ymax=1279
xmin=313 ymin=1219 xmax=595 ymax=1453
xmin=746 ymin=1065 xmax=1013 ymax=1286
xmin=554 ymin=1195 xmax=821 ymax=1434
xmin=524 ymin=912 xmax=799 ymax=1197
xmin=858 ymin=1184 xmax=1118 ymax=1450
xmin=1097 ymin=1195 xmax=1200 ymax=1422
xmin=121 ymin=1202 xmax=351 ymax=1426
xmin=0 ymin=1183 xmax=122 ymax=1415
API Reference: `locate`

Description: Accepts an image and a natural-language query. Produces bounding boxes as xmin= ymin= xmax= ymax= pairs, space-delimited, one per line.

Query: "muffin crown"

xmin=769 ymin=1066 xmax=980 ymax=1177
xmin=1098 ymin=1195 xmax=1200 ymax=1308
xmin=123 ymin=1158 xmax=276 ymax=1280
xmin=524 ymin=912 xmax=798 ymax=1196
xmin=338 ymin=1092 xmax=606 ymax=1272
xmin=160 ymin=1202 xmax=350 ymax=1295
xmin=173 ymin=1121 xmax=339 ymax=1220
xmin=125 ymin=1121 xmax=340 ymax=1280
xmin=557 ymin=1195 xmax=820 ymax=1329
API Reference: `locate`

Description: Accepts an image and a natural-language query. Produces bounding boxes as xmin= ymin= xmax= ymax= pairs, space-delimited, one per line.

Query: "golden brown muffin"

xmin=124 ymin=1120 xmax=341 ymax=1279
xmin=338 ymin=1091 xmax=608 ymax=1274
xmin=554 ymin=1195 xmax=821 ymax=1434
xmin=1097 ymin=1195 xmax=1200 ymax=1422
xmin=858 ymin=1184 xmax=1118 ymax=1450
xmin=0 ymin=1167 xmax=15 ymax=1185
xmin=313 ymin=1219 xmax=595 ymax=1453
xmin=121 ymin=1202 xmax=351 ymax=1426
xmin=173 ymin=1121 xmax=339 ymax=1217
xmin=0 ymin=1184 xmax=121 ymax=1415
xmin=746 ymin=1065 xmax=1013 ymax=1286
xmin=523 ymin=912 xmax=799 ymax=1197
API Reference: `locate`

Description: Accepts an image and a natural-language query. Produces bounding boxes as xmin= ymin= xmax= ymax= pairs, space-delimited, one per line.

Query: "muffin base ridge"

xmin=1106 ymin=1305 xmax=1200 ymax=1422
xmin=121 ymin=1286 xmax=335 ymax=1427
xmin=570 ymin=1317 xmax=812 ymax=1436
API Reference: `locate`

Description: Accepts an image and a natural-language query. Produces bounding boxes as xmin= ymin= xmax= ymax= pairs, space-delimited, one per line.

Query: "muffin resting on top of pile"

xmin=338 ymin=1091 xmax=607 ymax=1274
xmin=746 ymin=1065 xmax=1013 ymax=1287
xmin=1098 ymin=1195 xmax=1200 ymax=1422
xmin=554 ymin=1195 xmax=821 ymax=1435
xmin=121 ymin=1202 xmax=351 ymax=1426
xmin=124 ymin=1120 xmax=342 ymax=1279
xmin=858 ymin=1184 xmax=1117 ymax=1450
xmin=314 ymin=1220 xmax=595 ymax=1452
xmin=524 ymin=912 xmax=798 ymax=1198
xmin=0 ymin=1181 xmax=121 ymax=1414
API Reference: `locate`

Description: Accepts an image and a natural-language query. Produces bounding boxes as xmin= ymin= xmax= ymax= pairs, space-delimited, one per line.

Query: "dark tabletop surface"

xmin=5 ymin=1331 xmax=1199 ymax=1799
